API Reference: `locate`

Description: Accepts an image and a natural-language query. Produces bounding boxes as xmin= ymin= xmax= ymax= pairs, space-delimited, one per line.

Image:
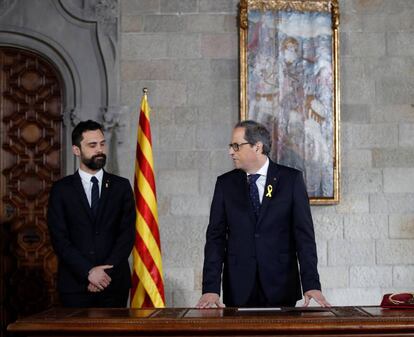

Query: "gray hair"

xmin=234 ymin=120 xmax=272 ymax=155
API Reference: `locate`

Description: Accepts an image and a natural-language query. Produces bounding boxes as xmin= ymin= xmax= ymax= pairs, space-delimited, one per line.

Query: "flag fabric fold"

xmin=131 ymin=90 xmax=165 ymax=308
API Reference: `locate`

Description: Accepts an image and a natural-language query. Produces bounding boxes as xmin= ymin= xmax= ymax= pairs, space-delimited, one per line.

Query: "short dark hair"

xmin=234 ymin=120 xmax=272 ymax=155
xmin=72 ymin=120 xmax=103 ymax=147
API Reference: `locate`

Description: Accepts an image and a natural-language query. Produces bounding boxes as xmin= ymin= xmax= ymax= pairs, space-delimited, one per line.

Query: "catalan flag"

xmin=131 ymin=89 xmax=165 ymax=308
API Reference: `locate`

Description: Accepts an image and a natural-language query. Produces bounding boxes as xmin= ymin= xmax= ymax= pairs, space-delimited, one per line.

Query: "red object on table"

xmin=381 ymin=293 xmax=414 ymax=308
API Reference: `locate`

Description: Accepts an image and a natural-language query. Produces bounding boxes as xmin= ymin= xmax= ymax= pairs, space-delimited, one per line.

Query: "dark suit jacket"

xmin=47 ymin=170 xmax=136 ymax=294
xmin=202 ymin=160 xmax=321 ymax=306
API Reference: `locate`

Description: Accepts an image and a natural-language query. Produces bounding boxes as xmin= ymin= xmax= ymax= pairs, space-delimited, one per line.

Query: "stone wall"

xmin=119 ymin=0 xmax=414 ymax=306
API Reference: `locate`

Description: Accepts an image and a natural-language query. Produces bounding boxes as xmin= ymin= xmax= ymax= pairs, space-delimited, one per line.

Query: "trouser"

xmin=244 ymin=271 xmax=296 ymax=308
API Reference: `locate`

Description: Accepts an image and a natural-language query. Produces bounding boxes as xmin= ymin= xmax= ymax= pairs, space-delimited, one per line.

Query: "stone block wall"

xmin=119 ymin=0 xmax=414 ymax=306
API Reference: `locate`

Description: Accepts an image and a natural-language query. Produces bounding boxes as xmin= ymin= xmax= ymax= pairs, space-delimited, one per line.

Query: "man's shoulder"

xmin=103 ymin=172 xmax=132 ymax=191
xmin=51 ymin=174 xmax=75 ymax=188
xmin=273 ymin=163 xmax=302 ymax=176
xmin=104 ymin=172 xmax=130 ymax=184
xmin=49 ymin=174 xmax=77 ymax=198
xmin=217 ymin=168 xmax=242 ymax=181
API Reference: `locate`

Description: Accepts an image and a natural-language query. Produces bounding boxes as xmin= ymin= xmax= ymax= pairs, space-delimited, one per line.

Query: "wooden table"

xmin=8 ymin=306 xmax=414 ymax=336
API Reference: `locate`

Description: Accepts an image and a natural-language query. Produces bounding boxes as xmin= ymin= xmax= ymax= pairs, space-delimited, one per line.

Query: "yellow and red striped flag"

xmin=131 ymin=89 xmax=165 ymax=308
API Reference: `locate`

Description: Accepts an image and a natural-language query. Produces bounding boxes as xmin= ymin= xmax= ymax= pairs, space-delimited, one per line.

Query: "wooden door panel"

xmin=0 ymin=47 xmax=63 ymax=335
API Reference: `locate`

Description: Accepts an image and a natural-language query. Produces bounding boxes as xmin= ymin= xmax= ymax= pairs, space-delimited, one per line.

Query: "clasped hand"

xmin=87 ymin=265 xmax=113 ymax=292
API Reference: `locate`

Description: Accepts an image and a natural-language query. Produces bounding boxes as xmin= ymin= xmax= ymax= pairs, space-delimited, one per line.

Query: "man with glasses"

xmin=196 ymin=120 xmax=329 ymax=308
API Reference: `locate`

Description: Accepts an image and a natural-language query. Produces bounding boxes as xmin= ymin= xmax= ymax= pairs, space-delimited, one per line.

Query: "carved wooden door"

xmin=0 ymin=47 xmax=63 ymax=335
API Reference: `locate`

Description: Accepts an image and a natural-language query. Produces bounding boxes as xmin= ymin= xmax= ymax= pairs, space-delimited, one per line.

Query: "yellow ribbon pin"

xmin=265 ymin=185 xmax=273 ymax=198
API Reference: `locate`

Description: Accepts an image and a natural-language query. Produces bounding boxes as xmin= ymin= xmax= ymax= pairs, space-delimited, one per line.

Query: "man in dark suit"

xmin=197 ymin=120 xmax=329 ymax=308
xmin=47 ymin=120 xmax=136 ymax=307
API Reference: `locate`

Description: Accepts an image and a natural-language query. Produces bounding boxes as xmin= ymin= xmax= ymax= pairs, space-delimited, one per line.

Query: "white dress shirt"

xmin=78 ymin=168 xmax=103 ymax=206
xmin=247 ymin=157 xmax=269 ymax=203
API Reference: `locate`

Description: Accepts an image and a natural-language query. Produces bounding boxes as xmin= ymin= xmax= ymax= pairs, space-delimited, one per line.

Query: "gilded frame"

xmin=240 ymin=0 xmax=340 ymax=204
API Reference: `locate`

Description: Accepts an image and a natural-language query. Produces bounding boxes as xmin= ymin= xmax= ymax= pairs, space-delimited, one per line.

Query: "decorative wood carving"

xmin=0 ymin=47 xmax=63 ymax=334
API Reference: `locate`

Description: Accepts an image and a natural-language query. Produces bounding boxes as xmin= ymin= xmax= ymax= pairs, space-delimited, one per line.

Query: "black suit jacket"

xmin=202 ymin=160 xmax=321 ymax=306
xmin=47 ymin=170 xmax=136 ymax=294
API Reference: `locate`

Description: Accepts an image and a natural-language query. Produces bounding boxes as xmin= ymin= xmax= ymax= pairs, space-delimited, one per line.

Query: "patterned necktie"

xmin=90 ymin=176 xmax=99 ymax=217
xmin=248 ymin=174 xmax=261 ymax=219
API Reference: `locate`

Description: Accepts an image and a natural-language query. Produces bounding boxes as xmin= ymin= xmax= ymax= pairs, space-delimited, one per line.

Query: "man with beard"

xmin=47 ymin=120 xmax=136 ymax=307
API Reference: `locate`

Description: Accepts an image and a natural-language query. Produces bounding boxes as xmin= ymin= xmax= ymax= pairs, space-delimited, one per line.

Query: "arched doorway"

xmin=0 ymin=47 xmax=63 ymax=335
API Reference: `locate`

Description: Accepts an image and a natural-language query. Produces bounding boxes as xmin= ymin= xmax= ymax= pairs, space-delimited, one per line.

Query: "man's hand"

xmin=88 ymin=265 xmax=113 ymax=290
xmin=303 ymin=289 xmax=331 ymax=307
xmin=87 ymin=283 xmax=101 ymax=292
xmin=196 ymin=293 xmax=225 ymax=308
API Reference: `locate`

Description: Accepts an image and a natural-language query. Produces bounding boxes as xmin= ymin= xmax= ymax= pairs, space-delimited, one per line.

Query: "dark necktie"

xmin=91 ymin=176 xmax=99 ymax=217
xmin=248 ymin=174 xmax=261 ymax=219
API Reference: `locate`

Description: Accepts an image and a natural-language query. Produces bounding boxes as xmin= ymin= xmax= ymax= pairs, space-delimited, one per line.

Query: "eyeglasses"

xmin=228 ymin=142 xmax=251 ymax=152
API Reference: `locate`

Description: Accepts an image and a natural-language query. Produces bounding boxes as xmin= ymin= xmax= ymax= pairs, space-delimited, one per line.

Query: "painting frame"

xmin=239 ymin=0 xmax=340 ymax=205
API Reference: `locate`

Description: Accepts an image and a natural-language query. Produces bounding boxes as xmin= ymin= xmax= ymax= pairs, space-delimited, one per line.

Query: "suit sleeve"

xmin=103 ymin=180 xmax=136 ymax=267
xmin=292 ymin=171 xmax=321 ymax=293
xmin=202 ymin=178 xmax=227 ymax=295
xmin=47 ymin=183 xmax=94 ymax=281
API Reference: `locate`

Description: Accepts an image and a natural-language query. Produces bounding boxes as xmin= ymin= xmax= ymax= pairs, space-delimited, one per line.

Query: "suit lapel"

xmin=72 ymin=171 xmax=94 ymax=222
xmin=235 ymin=170 xmax=256 ymax=224
xmin=95 ymin=171 xmax=111 ymax=226
xmin=257 ymin=161 xmax=280 ymax=226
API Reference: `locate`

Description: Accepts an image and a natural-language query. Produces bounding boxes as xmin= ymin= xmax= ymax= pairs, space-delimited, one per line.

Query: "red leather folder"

xmin=381 ymin=293 xmax=414 ymax=308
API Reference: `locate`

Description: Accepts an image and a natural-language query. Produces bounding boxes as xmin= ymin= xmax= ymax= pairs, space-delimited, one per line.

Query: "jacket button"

xmin=95 ymin=231 xmax=99 ymax=235
xmin=254 ymin=233 xmax=260 ymax=238
xmin=89 ymin=251 xmax=95 ymax=255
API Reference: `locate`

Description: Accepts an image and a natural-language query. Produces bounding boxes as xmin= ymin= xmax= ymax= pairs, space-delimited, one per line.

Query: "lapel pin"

xmin=105 ymin=180 xmax=109 ymax=188
xmin=265 ymin=184 xmax=273 ymax=198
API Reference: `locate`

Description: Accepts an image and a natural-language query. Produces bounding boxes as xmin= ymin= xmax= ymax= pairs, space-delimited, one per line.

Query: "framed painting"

xmin=239 ymin=0 xmax=340 ymax=204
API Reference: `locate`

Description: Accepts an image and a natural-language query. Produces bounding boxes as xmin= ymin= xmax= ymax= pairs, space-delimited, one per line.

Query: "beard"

xmin=81 ymin=153 xmax=107 ymax=170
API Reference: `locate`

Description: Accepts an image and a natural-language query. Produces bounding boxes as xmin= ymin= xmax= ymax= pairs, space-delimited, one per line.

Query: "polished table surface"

xmin=8 ymin=306 xmax=414 ymax=336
